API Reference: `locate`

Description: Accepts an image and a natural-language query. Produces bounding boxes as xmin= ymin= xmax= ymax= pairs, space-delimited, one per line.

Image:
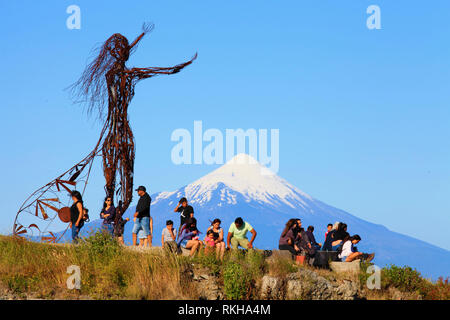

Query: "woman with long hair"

xmin=177 ymin=217 xmax=201 ymax=257
xmin=206 ymin=219 xmax=226 ymax=260
xmin=69 ymin=190 xmax=84 ymax=242
xmin=279 ymin=219 xmax=301 ymax=258
xmin=100 ymin=196 xmax=116 ymax=236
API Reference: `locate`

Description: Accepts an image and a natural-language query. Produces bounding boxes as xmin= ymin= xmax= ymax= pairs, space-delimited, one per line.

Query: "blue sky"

xmin=1 ymin=1 xmax=449 ymax=250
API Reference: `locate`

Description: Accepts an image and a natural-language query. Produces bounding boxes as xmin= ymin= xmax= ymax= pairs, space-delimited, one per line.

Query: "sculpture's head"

xmin=104 ymin=33 xmax=130 ymax=63
xmin=69 ymin=24 xmax=154 ymax=119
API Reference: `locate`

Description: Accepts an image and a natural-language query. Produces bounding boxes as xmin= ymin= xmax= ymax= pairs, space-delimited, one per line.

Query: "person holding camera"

xmin=174 ymin=197 xmax=194 ymax=236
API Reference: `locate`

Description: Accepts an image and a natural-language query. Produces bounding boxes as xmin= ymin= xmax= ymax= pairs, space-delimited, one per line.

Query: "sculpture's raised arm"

xmin=129 ymin=23 xmax=154 ymax=50
xmin=126 ymin=53 xmax=197 ymax=80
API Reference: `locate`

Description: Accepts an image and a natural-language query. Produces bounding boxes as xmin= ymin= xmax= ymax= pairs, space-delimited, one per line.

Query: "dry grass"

xmin=0 ymin=234 xmax=197 ymax=300
xmin=1 ymin=235 xmax=447 ymax=300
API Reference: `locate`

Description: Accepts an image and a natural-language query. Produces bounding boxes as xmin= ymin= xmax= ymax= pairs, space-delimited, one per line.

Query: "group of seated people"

xmin=161 ymin=216 xmax=257 ymax=260
xmin=279 ymin=219 xmax=375 ymax=265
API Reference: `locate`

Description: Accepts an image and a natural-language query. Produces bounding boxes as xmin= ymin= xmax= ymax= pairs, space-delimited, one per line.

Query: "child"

xmin=204 ymin=229 xmax=216 ymax=254
xmin=162 ymin=220 xmax=177 ymax=253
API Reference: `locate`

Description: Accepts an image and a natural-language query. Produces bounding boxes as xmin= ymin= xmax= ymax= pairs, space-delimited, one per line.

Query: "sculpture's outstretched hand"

xmin=127 ymin=53 xmax=198 ymax=80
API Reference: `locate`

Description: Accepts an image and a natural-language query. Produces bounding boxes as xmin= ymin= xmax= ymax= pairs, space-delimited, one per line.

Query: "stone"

xmin=266 ymin=250 xmax=293 ymax=264
xmin=192 ymin=268 xmax=224 ymax=300
xmin=180 ymin=247 xmax=191 ymax=257
xmin=329 ymin=260 xmax=361 ymax=274
xmin=332 ymin=280 xmax=359 ymax=300
xmin=285 ymin=269 xmax=333 ymax=300
xmin=260 ymin=276 xmax=284 ymax=300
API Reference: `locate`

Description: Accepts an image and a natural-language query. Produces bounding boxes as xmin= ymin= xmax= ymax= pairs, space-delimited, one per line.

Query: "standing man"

xmin=227 ymin=217 xmax=257 ymax=250
xmin=132 ymin=186 xmax=152 ymax=247
xmin=174 ymin=197 xmax=194 ymax=236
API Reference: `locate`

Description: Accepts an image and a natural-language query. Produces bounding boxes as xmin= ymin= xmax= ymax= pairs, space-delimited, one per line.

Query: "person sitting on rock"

xmin=227 ymin=217 xmax=257 ymax=250
xmin=339 ymin=234 xmax=375 ymax=262
xmin=332 ymin=223 xmax=349 ymax=250
xmin=162 ymin=220 xmax=177 ymax=253
xmin=206 ymin=218 xmax=226 ymax=260
xmin=294 ymin=223 xmax=317 ymax=265
xmin=306 ymin=225 xmax=322 ymax=250
xmin=204 ymin=229 xmax=216 ymax=254
xmin=322 ymin=222 xmax=341 ymax=251
xmin=177 ymin=217 xmax=201 ymax=257
xmin=279 ymin=219 xmax=302 ymax=258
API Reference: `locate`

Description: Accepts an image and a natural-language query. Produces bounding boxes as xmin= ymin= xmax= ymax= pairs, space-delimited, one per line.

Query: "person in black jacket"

xmin=174 ymin=197 xmax=194 ymax=236
xmin=132 ymin=186 xmax=152 ymax=247
xmin=306 ymin=226 xmax=322 ymax=250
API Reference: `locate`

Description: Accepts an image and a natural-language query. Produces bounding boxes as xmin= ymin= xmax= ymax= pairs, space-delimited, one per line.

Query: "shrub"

xmin=424 ymin=277 xmax=450 ymax=300
xmin=382 ymin=265 xmax=425 ymax=293
xmin=223 ymin=261 xmax=251 ymax=300
xmin=77 ymin=231 xmax=121 ymax=264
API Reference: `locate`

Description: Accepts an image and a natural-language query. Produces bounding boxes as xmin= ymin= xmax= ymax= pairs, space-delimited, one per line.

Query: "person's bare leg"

xmin=215 ymin=245 xmax=220 ymax=259
xmin=219 ymin=242 xmax=225 ymax=260
xmin=143 ymin=238 xmax=148 ymax=247
xmin=132 ymin=233 xmax=137 ymax=246
xmin=190 ymin=241 xmax=200 ymax=257
xmin=147 ymin=235 xmax=152 ymax=247
xmin=345 ymin=252 xmax=362 ymax=262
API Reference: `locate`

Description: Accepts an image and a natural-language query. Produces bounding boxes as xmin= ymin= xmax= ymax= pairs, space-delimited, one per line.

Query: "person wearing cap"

xmin=132 ymin=186 xmax=152 ymax=247
xmin=174 ymin=197 xmax=194 ymax=236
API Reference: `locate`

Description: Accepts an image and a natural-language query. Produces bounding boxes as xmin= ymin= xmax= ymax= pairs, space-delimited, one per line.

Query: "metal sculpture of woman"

xmin=13 ymin=24 xmax=196 ymax=241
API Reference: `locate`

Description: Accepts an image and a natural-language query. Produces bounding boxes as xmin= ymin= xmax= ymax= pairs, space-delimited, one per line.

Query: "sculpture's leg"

xmin=118 ymin=120 xmax=135 ymax=214
xmin=102 ymin=133 xmax=118 ymax=201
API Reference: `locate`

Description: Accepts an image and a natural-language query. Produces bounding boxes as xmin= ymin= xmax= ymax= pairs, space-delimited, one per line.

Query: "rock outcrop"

xmin=260 ymin=268 xmax=359 ymax=300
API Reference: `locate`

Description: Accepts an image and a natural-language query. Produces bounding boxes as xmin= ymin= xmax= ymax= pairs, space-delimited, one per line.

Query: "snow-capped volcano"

xmin=154 ymin=153 xmax=313 ymax=210
xmin=58 ymin=153 xmax=450 ymax=279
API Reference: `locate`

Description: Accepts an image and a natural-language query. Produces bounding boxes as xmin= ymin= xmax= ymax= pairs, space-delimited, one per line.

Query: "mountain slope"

xmin=62 ymin=153 xmax=449 ymax=279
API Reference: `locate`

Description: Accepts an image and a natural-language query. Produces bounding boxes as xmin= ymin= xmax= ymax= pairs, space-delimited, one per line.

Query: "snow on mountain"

xmin=56 ymin=153 xmax=450 ymax=280
xmin=154 ymin=153 xmax=314 ymax=211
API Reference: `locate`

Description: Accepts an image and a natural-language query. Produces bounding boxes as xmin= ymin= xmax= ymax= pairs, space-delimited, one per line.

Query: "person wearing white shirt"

xmin=339 ymin=235 xmax=375 ymax=262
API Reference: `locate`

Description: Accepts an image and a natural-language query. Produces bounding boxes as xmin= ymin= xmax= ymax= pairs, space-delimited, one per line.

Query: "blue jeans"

xmin=132 ymin=217 xmax=150 ymax=237
xmin=102 ymin=223 xmax=114 ymax=236
xmin=72 ymin=225 xmax=81 ymax=242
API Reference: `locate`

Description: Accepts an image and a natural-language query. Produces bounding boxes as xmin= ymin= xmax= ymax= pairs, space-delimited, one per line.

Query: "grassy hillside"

xmin=0 ymin=234 xmax=448 ymax=300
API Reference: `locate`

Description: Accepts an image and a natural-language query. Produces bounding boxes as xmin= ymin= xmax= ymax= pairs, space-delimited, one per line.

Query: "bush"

xmin=223 ymin=261 xmax=251 ymax=299
xmin=382 ymin=265 xmax=426 ymax=293
xmin=75 ymin=231 xmax=121 ymax=265
xmin=423 ymin=277 xmax=450 ymax=300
